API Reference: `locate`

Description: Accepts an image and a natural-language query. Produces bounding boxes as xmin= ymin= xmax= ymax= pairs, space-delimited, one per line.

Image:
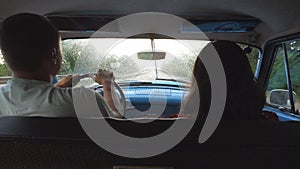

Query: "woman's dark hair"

xmin=0 ymin=13 xmax=59 ymax=72
xmin=185 ymin=40 xmax=265 ymax=120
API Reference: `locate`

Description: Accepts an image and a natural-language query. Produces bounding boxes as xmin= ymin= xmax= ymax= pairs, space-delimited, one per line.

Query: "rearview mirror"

xmin=137 ymin=52 xmax=166 ymax=60
xmin=270 ymin=89 xmax=296 ymax=107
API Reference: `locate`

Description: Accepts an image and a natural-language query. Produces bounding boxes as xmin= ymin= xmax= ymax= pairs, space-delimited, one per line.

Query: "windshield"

xmin=0 ymin=38 xmax=261 ymax=86
xmin=0 ymin=39 xmax=260 ymax=86
xmin=60 ymin=38 xmax=209 ymax=84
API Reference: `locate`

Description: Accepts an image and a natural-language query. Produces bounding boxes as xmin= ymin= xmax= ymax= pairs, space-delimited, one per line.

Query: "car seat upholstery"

xmin=0 ymin=116 xmax=300 ymax=169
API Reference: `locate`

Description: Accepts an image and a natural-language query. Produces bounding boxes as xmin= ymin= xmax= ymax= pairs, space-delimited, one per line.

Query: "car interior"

xmin=1 ymin=0 xmax=300 ymax=168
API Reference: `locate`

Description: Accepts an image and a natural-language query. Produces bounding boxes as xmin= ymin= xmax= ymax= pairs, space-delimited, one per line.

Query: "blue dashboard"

xmin=95 ymin=80 xmax=300 ymax=121
xmin=118 ymin=80 xmax=190 ymax=118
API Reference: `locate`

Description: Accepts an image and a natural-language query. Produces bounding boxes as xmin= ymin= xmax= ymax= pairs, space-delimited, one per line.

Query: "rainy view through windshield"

xmin=60 ymin=38 xmax=208 ymax=86
xmin=0 ymin=38 xmax=259 ymax=86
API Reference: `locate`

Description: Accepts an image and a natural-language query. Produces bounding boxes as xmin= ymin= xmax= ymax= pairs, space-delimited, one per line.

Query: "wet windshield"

xmin=61 ymin=38 xmax=209 ymax=84
xmin=0 ymin=39 xmax=260 ymax=87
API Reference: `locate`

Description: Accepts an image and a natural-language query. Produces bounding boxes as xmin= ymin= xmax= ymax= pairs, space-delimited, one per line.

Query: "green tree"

xmin=161 ymin=52 xmax=197 ymax=80
xmin=266 ymin=42 xmax=300 ymax=100
xmin=73 ymin=42 xmax=99 ymax=74
xmin=0 ymin=53 xmax=11 ymax=76
xmin=287 ymin=42 xmax=300 ymax=98
xmin=60 ymin=40 xmax=86 ymax=74
xmin=60 ymin=39 xmax=139 ymax=78
xmin=97 ymin=54 xmax=139 ymax=78
xmin=0 ymin=63 xmax=11 ymax=76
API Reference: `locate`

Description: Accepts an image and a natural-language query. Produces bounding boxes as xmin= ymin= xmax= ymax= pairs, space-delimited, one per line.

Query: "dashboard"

xmin=94 ymin=80 xmax=190 ymax=118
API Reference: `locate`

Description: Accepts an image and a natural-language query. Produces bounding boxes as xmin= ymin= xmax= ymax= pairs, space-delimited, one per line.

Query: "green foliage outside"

xmin=0 ymin=52 xmax=11 ymax=76
xmin=60 ymin=40 xmax=139 ymax=78
xmin=0 ymin=63 xmax=11 ymax=76
xmin=287 ymin=41 xmax=300 ymax=99
xmin=0 ymin=40 xmax=261 ymax=84
xmin=160 ymin=52 xmax=196 ymax=80
xmin=267 ymin=47 xmax=287 ymax=92
xmin=60 ymin=40 xmax=85 ymax=74
xmin=267 ymin=41 xmax=300 ymax=100
xmin=161 ymin=44 xmax=260 ymax=81
xmin=60 ymin=40 xmax=196 ymax=81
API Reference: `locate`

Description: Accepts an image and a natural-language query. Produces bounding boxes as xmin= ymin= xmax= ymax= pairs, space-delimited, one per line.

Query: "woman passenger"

xmin=180 ymin=40 xmax=265 ymax=120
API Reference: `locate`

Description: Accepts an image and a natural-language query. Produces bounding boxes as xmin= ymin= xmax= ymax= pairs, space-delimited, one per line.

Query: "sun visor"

xmin=183 ymin=19 xmax=260 ymax=33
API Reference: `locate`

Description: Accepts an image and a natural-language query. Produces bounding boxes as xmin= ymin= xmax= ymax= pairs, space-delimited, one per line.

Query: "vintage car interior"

xmin=1 ymin=0 xmax=300 ymax=168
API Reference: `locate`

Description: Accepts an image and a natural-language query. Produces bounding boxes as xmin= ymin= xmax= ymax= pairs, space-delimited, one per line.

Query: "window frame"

xmin=260 ymin=33 xmax=300 ymax=117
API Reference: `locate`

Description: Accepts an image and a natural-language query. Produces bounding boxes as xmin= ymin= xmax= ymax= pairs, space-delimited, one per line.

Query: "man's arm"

xmin=55 ymin=71 xmax=123 ymax=118
xmin=91 ymin=69 xmax=123 ymax=118
xmin=55 ymin=74 xmax=80 ymax=88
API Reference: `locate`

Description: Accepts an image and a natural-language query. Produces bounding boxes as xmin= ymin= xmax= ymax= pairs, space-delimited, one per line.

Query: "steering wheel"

xmin=79 ymin=74 xmax=127 ymax=115
xmin=113 ymin=80 xmax=127 ymax=114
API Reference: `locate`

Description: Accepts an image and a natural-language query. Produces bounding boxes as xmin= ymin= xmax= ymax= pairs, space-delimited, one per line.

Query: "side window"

xmin=266 ymin=47 xmax=289 ymax=107
xmin=287 ymin=41 xmax=300 ymax=113
xmin=0 ymin=50 xmax=11 ymax=76
xmin=266 ymin=40 xmax=300 ymax=114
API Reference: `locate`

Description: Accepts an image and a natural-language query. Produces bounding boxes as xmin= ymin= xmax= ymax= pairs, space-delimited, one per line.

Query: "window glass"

xmin=0 ymin=40 xmax=261 ymax=86
xmin=60 ymin=39 xmax=261 ymax=85
xmin=0 ymin=51 xmax=11 ymax=87
xmin=266 ymin=47 xmax=289 ymax=108
xmin=0 ymin=50 xmax=11 ymax=77
xmin=60 ymin=38 xmax=209 ymax=86
xmin=286 ymin=40 xmax=300 ymax=112
xmin=60 ymin=38 xmax=207 ymax=83
xmin=266 ymin=40 xmax=300 ymax=113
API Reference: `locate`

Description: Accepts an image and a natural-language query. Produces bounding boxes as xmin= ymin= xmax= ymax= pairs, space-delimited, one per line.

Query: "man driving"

xmin=0 ymin=13 xmax=122 ymax=118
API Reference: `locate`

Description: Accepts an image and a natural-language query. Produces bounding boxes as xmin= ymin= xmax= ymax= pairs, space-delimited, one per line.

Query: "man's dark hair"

xmin=0 ymin=13 xmax=59 ymax=72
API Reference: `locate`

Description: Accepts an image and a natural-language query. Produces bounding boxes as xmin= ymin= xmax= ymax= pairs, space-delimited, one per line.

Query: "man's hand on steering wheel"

xmin=90 ymin=69 xmax=114 ymax=85
xmin=90 ymin=69 xmax=124 ymax=118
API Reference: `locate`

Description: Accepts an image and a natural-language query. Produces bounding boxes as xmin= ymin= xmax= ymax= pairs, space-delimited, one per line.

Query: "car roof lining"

xmin=0 ymin=0 xmax=299 ymax=48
